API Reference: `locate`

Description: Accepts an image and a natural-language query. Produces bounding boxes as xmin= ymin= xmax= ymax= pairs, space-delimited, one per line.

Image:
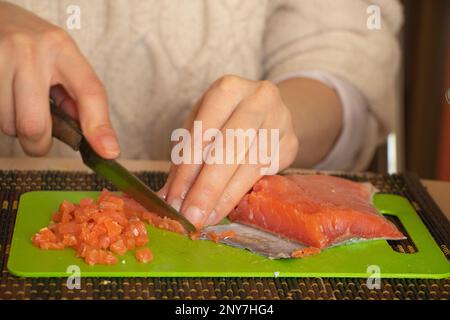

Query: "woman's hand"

xmin=158 ymin=75 xmax=299 ymax=228
xmin=0 ymin=2 xmax=119 ymax=157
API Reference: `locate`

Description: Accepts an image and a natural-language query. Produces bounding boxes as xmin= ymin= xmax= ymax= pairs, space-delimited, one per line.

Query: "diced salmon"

xmin=84 ymin=247 xmax=99 ymax=265
xmin=290 ymin=247 xmax=321 ymax=258
xmin=59 ymin=200 xmax=75 ymax=215
xmin=98 ymin=249 xmax=118 ymax=265
xmin=61 ymin=210 xmax=73 ymax=223
xmin=41 ymin=242 xmax=65 ymax=250
xmin=104 ymin=218 xmax=123 ymax=238
xmin=110 ymin=239 xmax=127 ymax=256
xmin=218 ymin=230 xmax=235 ymax=240
xmin=98 ymin=235 xmax=111 ymax=249
xmin=52 ymin=211 xmax=62 ymax=223
xmin=32 ymin=191 xmax=164 ymax=266
xmin=58 ymin=222 xmax=81 ymax=235
xmin=124 ymin=237 xmax=136 ymax=250
xmin=141 ymin=212 xmax=185 ymax=234
xmin=205 ymin=230 xmax=236 ymax=243
xmin=135 ymin=248 xmax=153 ymax=263
xmin=135 ymin=235 xmax=149 ymax=246
xmin=62 ymin=234 xmax=77 ymax=247
xmin=32 ymin=228 xmax=57 ymax=244
xmin=206 ymin=232 xmax=220 ymax=243
xmin=189 ymin=231 xmax=201 ymax=241
xmin=79 ymin=198 xmax=94 ymax=207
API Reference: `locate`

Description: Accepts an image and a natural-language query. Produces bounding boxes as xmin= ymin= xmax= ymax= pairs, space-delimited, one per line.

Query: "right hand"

xmin=0 ymin=2 xmax=120 ymax=158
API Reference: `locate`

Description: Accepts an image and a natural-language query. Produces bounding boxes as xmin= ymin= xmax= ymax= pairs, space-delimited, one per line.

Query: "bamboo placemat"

xmin=0 ymin=170 xmax=448 ymax=300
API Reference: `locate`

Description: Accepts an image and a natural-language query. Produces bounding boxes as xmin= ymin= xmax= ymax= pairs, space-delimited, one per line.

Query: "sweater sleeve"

xmin=263 ymin=0 xmax=403 ymax=170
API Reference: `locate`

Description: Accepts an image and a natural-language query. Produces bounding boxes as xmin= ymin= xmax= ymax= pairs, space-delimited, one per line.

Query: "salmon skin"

xmin=228 ymin=174 xmax=405 ymax=250
xmin=200 ymin=223 xmax=309 ymax=259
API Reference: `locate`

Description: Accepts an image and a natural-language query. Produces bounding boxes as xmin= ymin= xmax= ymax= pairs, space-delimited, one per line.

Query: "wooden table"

xmin=1 ymin=157 xmax=449 ymax=220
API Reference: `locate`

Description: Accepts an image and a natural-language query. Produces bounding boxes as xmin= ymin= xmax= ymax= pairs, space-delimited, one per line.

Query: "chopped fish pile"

xmin=32 ymin=190 xmax=184 ymax=265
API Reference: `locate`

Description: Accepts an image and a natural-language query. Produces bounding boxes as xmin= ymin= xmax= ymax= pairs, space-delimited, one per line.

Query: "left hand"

xmin=158 ymin=75 xmax=299 ymax=228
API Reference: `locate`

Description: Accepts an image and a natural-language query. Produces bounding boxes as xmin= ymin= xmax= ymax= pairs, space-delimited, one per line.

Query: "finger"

xmin=165 ymin=76 xmax=257 ymax=211
xmin=159 ymin=95 xmax=203 ymax=204
xmin=0 ymin=63 xmax=16 ymax=136
xmin=14 ymin=64 xmax=52 ymax=156
xmin=205 ymin=133 xmax=298 ymax=226
xmin=54 ymin=45 xmax=119 ymax=159
xmin=204 ymin=163 xmax=263 ymax=226
xmin=50 ymin=84 xmax=79 ymax=120
xmin=156 ymin=165 xmax=177 ymax=201
xmin=179 ymin=90 xmax=269 ymax=227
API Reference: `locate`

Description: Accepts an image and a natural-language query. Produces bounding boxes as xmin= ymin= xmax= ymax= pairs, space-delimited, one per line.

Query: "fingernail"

xmin=184 ymin=206 xmax=204 ymax=226
xmin=156 ymin=190 xmax=166 ymax=200
xmin=205 ymin=210 xmax=217 ymax=226
xmin=157 ymin=184 xmax=168 ymax=200
xmin=170 ymin=198 xmax=182 ymax=212
xmin=100 ymin=135 xmax=120 ymax=157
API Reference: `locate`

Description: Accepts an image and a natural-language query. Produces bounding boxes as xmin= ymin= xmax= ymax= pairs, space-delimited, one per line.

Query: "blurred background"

xmin=372 ymin=0 xmax=450 ymax=180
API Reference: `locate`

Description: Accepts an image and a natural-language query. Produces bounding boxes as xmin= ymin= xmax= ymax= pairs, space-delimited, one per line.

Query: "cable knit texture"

xmin=0 ymin=0 xmax=402 ymax=170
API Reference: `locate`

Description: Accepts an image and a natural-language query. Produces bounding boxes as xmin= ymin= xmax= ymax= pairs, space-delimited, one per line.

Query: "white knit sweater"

xmin=0 ymin=0 xmax=403 ymax=170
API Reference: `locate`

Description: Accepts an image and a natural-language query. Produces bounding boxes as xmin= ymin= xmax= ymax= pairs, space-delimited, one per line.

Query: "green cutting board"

xmin=7 ymin=191 xmax=450 ymax=279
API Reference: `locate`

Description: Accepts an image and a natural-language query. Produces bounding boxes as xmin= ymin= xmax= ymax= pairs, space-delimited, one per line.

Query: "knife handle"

xmin=50 ymin=99 xmax=83 ymax=151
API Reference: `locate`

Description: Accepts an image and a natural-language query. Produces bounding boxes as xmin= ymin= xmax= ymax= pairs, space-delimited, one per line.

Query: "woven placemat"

xmin=0 ymin=170 xmax=448 ymax=300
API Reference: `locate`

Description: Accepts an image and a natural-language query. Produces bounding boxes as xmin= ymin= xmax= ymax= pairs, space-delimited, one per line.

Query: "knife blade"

xmin=49 ymin=100 xmax=196 ymax=233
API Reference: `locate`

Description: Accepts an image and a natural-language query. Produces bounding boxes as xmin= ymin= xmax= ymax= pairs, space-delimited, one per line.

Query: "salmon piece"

xmin=32 ymin=228 xmax=61 ymax=250
xmin=135 ymin=235 xmax=149 ymax=246
xmin=79 ymin=198 xmax=94 ymax=207
xmin=61 ymin=211 xmax=73 ymax=223
xmin=41 ymin=242 xmax=65 ymax=250
xmin=141 ymin=213 xmax=186 ymax=234
xmin=73 ymin=210 xmax=90 ymax=224
xmin=105 ymin=211 xmax=129 ymax=227
xmin=218 ymin=230 xmax=236 ymax=239
xmin=206 ymin=232 xmax=220 ymax=243
xmin=52 ymin=211 xmax=62 ymax=223
xmin=291 ymin=247 xmax=321 ymax=258
xmin=110 ymin=239 xmax=127 ymax=256
xmin=104 ymin=218 xmax=123 ymax=238
xmin=84 ymin=247 xmax=99 ymax=265
xmin=124 ymin=237 xmax=136 ymax=250
xmin=98 ymin=249 xmax=118 ymax=265
xmin=59 ymin=200 xmax=75 ymax=215
xmin=189 ymin=231 xmax=201 ymax=240
xmin=135 ymin=248 xmax=153 ymax=263
xmin=58 ymin=222 xmax=81 ymax=235
xmin=34 ymin=228 xmax=57 ymax=242
xmin=206 ymin=230 xmax=236 ymax=243
xmin=62 ymin=234 xmax=77 ymax=247
xmin=75 ymin=243 xmax=88 ymax=258
xmin=229 ymin=175 xmax=404 ymax=249
xmin=98 ymin=235 xmax=111 ymax=249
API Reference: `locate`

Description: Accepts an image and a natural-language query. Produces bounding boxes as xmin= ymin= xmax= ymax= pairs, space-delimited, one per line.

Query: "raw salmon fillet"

xmin=229 ymin=175 xmax=404 ymax=249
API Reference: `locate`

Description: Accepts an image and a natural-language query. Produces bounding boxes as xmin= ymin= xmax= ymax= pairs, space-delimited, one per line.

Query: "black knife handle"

xmin=50 ymin=99 xmax=83 ymax=151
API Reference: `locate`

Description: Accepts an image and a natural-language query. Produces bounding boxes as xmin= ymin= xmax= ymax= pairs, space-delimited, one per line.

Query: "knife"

xmin=49 ymin=100 xmax=196 ymax=233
